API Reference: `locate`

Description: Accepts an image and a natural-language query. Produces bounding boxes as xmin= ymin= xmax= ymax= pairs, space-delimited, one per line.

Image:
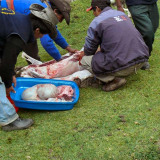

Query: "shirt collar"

xmin=101 ymin=7 xmax=112 ymax=14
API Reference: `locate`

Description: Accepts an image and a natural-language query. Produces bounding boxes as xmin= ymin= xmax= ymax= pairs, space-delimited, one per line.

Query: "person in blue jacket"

xmin=0 ymin=0 xmax=77 ymax=61
xmin=0 ymin=4 xmax=56 ymax=131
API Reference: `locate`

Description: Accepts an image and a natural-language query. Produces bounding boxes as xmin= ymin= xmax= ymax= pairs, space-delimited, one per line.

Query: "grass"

xmin=1 ymin=0 xmax=160 ymax=159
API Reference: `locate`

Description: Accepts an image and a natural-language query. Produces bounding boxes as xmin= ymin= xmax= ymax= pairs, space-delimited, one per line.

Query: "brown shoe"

xmin=102 ymin=77 xmax=127 ymax=92
xmin=73 ymin=78 xmax=81 ymax=87
xmin=73 ymin=77 xmax=104 ymax=88
xmin=80 ymin=77 xmax=95 ymax=88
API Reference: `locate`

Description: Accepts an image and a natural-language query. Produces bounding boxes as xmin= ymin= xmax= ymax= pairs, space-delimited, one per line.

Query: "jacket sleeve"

xmin=0 ymin=35 xmax=24 ymax=88
xmin=40 ymin=28 xmax=69 ymax=61
xmin=40 ymin=34 xmax=61 ymax=61
xmin=54 ymin=29 xmax=69 ymax=49
xmin=84 ymin=25 xmax=101 ymax=56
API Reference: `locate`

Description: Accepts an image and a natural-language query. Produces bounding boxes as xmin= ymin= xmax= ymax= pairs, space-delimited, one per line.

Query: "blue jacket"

xmin=0 ymin=0 xmax=68 ymax=60
xmin=84 ymin=7 xmax=149 ymax=75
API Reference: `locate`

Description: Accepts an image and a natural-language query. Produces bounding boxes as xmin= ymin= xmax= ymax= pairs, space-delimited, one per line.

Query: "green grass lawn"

xmin=0 ymin=0 xmax=160 ymax=159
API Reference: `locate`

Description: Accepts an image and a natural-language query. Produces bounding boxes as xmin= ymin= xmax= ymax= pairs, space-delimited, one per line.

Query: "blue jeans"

xmin=0 ymin=76 xmax=18 ymax=126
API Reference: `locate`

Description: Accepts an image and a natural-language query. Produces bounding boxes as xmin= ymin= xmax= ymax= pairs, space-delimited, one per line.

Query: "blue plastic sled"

xmin=10 ymin=77 xmax=80 ymax=111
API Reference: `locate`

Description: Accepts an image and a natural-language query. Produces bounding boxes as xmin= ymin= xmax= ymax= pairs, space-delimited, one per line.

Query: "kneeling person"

xmin=79 ymin=0 xmax=149 ymax=91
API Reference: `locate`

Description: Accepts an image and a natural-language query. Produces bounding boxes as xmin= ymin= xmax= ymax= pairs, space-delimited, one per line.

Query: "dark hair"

xmin=92 ymin=4 xmax=110 ymax=11
xmin=29 ymin=14 xmax=51 ymax=34
xmin=92 ymin=7 xmax=97 ymax=11
xmin=92 ymin=0 xmax=111 ymax=11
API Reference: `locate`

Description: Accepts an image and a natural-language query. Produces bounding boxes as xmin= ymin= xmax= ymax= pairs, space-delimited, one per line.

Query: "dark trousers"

xmin=128 ymin=3 xmax=159 ymax=55
xmin=23 ymin=40 xmax=41 ymax=64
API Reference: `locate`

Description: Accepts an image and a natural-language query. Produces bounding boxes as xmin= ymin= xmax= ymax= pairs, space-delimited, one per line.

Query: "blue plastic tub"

xmin=10 ymin=77 xmax=79 ymax=110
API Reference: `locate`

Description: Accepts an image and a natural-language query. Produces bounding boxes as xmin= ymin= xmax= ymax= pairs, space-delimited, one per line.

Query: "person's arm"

xmin=54 ymin=29 xmax=77 ymax=54
xmin=0 ymin=35 xmax=24 ymax=89
xmin=54 ymin=29 xmax=69 ymax=49
xmin=84 ymin=26 xmax=100 ymax=56
xmin=66 ymin=46 xmax=78 ymax=54
xmin=40 ymin=29 xmax=77 ymax=60
xmin=115 ymin=0 xmax=124 ymax=12
xmin=40 ymin=34 xmax=62 ymax=61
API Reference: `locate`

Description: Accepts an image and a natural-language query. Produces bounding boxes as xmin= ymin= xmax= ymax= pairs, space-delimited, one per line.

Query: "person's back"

xmin=0 ymin=8 xmax=34 ymax=45
xmin=78 ymin=0 xmax=149 ymax=92
xmin=85 ymin=7 xmax=149 ymax=75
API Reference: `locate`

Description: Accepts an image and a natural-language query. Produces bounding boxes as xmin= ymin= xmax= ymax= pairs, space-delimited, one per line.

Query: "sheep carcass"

xmin=22 ymin=84 xmax=74 ymax=102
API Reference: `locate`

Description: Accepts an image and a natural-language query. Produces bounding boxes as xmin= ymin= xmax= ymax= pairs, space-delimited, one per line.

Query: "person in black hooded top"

xmin=0 ymin=4 xmax=56 ymax=131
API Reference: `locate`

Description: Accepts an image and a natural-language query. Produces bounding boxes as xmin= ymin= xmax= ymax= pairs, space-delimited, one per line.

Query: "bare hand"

xmin=66 ymin=46 xmax=78 ymax=54
xmin=73 ymin=51 xmax=84 ymax=61
xmin=12 ymin=75 xmax=17 ymax=87
xmin=6 ymin=86 xmax=16 ymax=96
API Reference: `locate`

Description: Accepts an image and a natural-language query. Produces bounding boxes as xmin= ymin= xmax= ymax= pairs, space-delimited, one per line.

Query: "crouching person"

xmin=0 ymin=5 xmax=57 ymax=131
xmin=78 ymin=0 xmax=149 ymax=91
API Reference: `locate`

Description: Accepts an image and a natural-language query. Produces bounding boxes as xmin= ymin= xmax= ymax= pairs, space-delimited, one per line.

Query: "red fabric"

xmin=6 ymin=0 xmax=15 ymax=10
xmin=10 ymin=0 xmax=14 ymax=10
xmin=7 ymin=96 xmax=19 ymax=112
